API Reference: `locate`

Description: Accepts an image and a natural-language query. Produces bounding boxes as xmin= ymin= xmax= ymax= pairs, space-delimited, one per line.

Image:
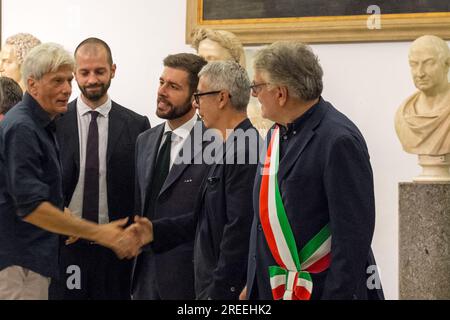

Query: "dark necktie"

xmin=82 ymin=111 xmax=99 ymax=222
xmin=147 ymin=131 xmax=172 ymax=218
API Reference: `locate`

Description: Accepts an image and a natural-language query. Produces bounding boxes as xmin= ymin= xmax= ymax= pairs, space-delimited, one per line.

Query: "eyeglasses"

xmin=193 ymin=90 xmax=222 ymax=105
xmin=250 ymin=82 xmax=270 ymax=95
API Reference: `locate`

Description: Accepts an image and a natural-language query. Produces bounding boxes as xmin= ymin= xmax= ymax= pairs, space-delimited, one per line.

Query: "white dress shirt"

xmin=162 ymin=113 xmax=198 ymax=170
xmin=68 ymin=96 xmax=111 ymax=224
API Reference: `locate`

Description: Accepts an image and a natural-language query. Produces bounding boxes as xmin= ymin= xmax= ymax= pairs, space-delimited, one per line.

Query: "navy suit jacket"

xmin=132 ymin=120 xmax=210 ymax=299
xmin=52 ymin=99 xmax=149 ymax=298
xmin=150 ymin=119 xmax=261 ymax=300
xmin=246 ymin=98 xmax=384 ymax=300
xmin=55 ymin=99 xmax=150 ymax=221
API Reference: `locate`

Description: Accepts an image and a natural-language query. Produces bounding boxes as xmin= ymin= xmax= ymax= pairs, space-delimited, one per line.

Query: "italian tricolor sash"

xmin=259 ymin=126 xmax=332 ymax=300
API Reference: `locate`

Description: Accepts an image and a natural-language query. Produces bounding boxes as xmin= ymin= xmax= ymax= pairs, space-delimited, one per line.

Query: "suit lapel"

xmin=159 ymin=120 xmax=204 ymax=195
xmin=142 ymin=125 xmax=165 ymax=213
xmin=277 ymin=101 xmax=329 ymax=182
xmin=65 ymin=101 xmax=81 ymax=176
xmin=106 ymin=102 xmax=125 ymax=163
xmin=198 ymin=119 xmax=253 ymax=200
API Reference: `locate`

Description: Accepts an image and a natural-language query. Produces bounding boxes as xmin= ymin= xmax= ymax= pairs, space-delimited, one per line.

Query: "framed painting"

xmin=186 ymin=0 xmax=450 ymax=44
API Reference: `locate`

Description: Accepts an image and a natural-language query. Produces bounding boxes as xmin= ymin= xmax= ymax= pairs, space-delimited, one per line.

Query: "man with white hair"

xmin=0 ymin=43 xmax=140 ymax=300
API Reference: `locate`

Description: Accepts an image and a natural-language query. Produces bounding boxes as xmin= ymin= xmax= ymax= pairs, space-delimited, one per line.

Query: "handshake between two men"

xmin=66 ymin=215 xmax=154 ymax=260
xmin=23 ymin=202 xmax=156 ymax=261
xmin=77 ymin=216 xmax=153 ymax=259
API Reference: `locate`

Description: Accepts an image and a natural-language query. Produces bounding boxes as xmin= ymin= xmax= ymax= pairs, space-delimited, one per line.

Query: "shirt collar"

xmin=23 ymin=92 xmax=54 ymax=129
xmin=77 ymin=95 xmax=112 ymax=118
xmin=280 ymin=97 xmax=321 ymax=136
xmin=164 ymin=113 xmax=198 ymax=141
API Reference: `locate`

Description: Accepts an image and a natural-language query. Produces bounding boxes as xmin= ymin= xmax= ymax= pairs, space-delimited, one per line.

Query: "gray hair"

xmin=21 ymin=43 xmax=74 ymax=85
xmin=198 ymin=60 xmax=250 ymax=112
xmin=253 ymin=41 xmax=323 ymax=101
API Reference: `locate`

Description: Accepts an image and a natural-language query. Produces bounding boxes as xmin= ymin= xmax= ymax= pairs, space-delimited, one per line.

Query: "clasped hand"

xmin=96 ymin=216 xmax=154 ymax=259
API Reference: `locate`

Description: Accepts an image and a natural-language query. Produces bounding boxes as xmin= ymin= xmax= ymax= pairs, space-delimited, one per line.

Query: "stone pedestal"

xmin=415 ymin=154 xmax=450 ymax=183
xmin=399 ymin=183 xmax=450 ymax=299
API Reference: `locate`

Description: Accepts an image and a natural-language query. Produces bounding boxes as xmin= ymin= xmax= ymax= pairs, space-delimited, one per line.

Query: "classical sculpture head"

xmin=409 ymin=35 xmax=450 ymax=97
xmin=191 ymin=28 xmax=274 ymax=134
xmin=0 ymin=33 xmax=41 ymax=91
xmin=395 ymin=35 xmax=450 ymax=181
xmin=191 ymin=28 xmax=246 ymax=67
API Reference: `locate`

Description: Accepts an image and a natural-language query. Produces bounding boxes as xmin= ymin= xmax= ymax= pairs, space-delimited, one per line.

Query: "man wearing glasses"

xmin=243 ymin=41 xmax=384 ymax=300
xmin=131 ymin=60 xmax=261 ymax=300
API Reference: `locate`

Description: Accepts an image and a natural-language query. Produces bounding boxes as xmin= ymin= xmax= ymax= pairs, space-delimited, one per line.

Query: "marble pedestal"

xmin=399 ymin=183 xmax=450 ymax=299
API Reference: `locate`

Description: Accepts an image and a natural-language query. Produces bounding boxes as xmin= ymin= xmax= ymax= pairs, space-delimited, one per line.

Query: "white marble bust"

xmin=191 ymin=28 xmax=273 ymax=136
xmin=0 ymin=33 xmax=41 ymax=92
xmin=395 ymin=35 xmax=450 ymax=181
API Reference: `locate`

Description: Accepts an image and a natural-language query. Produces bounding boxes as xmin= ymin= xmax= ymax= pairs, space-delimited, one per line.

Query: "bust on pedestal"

xmin=395 ymin=35 xmax=450 ymax=182
xmin=396 ymin=35 xmax=450 ymax=300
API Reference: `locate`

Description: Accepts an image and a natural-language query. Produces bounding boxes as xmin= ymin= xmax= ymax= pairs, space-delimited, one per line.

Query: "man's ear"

xmin=27 ymin=77 xmax=38 ymax=96
xmin=218 ymin=90 xmax=230 ymax=109
xmin=111 ymin=63 xmax=117 ymax=79
xmin=277 ymin=86 xmax=288 ymax=107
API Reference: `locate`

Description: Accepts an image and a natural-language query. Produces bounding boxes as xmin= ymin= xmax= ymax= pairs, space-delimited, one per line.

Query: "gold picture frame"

xmin=186 ymin=0 xmax=450 ymax=45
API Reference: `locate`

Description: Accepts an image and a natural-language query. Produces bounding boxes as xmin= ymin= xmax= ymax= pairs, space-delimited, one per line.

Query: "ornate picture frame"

xmin=186 ymin=0 xmax=450 ymax=44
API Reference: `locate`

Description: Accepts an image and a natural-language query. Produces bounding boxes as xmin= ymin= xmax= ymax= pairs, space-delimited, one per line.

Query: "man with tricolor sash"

xmin=243 ymin=41 xmax=384 ymax=300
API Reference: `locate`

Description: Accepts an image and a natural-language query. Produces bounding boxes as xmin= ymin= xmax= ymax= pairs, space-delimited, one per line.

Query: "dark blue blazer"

xmin=131 ymin=120 xmax=210 ymax=300
xmin=52 ymin=99 xmax=149 ymax=298
xmin=150 ymin=119 xmax=261 ymax=300
xmin=56 ymin=99 xmax=150 ymax=221
xmin=246 ymin=98 xmax=384 ymax=300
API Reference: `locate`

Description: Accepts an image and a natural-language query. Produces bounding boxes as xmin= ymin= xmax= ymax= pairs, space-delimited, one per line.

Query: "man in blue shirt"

xmin=0 ymin=43 xmax=140 ymax=300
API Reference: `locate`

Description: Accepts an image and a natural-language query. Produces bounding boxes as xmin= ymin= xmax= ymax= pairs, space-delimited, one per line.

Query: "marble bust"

xmin=0 ymin=33 xmax=41 ymax=92
xmin=191 ymin=28 xmax=273 ymax=135
xmin=395 ymin=35 xmax=450 ymax=181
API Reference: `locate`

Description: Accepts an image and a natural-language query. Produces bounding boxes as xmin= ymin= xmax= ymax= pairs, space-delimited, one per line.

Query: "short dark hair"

xmin=163 ymin=53 xmax=207 ymax=95
xmin=74 ymin=37 xmax=113 ymax=65
xmin=0 ymin=77 xmax=23 ymax=115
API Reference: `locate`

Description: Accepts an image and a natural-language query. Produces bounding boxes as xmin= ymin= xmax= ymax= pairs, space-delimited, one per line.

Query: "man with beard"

xmin=131 ymin=60 xmax=260 ymax=300
xmin=131 ymin=53 xmax=208 ymax=300
xmin=50 ymin=38 xmax=150 ymax=300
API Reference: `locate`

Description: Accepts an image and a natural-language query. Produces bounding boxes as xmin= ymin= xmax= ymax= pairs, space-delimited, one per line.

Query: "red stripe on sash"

xmin=305 ymin=253 xmax=331 ymax=273
xmin=259 ymin=129 xmax=285 ymax=268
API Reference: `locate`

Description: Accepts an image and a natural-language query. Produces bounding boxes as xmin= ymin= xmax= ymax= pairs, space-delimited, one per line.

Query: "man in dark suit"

xmin=50 ymin=38 xmax=150 ymax=300
xmin=131 ymin=53 xmax=208 ymax=300
xmin=131 ymin=60 xmax=261 ymax=300
xmin=242 ymin=41 xmax=384 ymax=300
